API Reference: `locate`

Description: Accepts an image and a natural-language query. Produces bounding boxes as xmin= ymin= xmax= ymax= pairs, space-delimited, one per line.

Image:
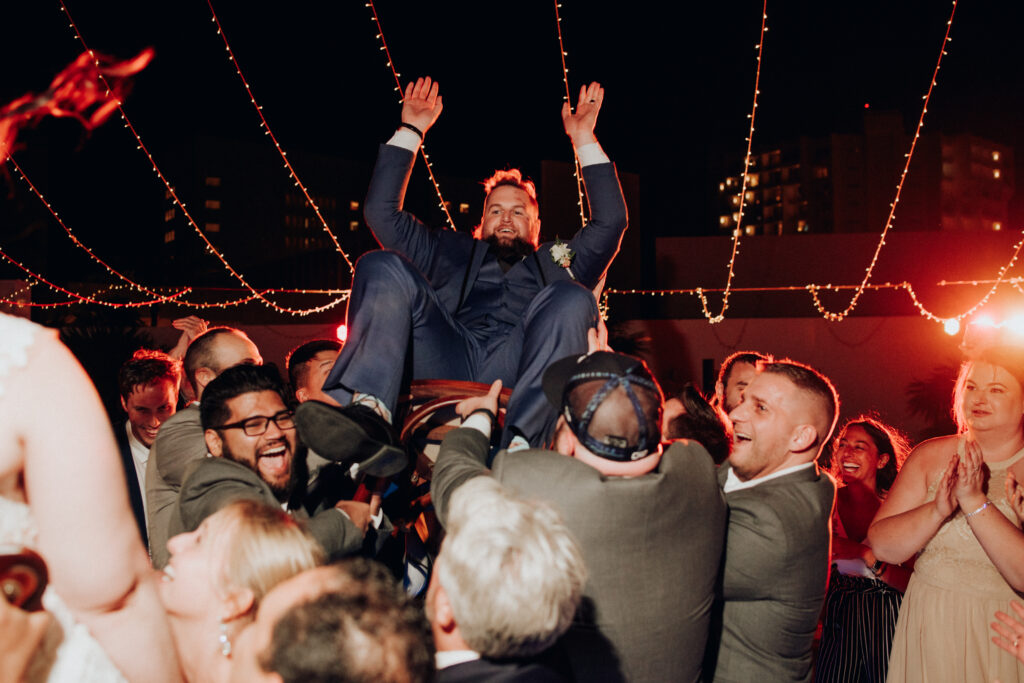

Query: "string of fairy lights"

xmin=1 ymin=1 xmax=1019 ymax=330
xmin=364 ymin=0 xmax=457 ymax=232
xmin=55 ymin=0 xmax=350 ymax=316
xmin=804 ymin=0 xmax=960 ymax=322
xmin=553 ymin=1 xmax=588 ymax=228
xmin=695 ymin=0 xmax=768 ymax=324
xmin=204 ymin=0 xmax=354 ymax=272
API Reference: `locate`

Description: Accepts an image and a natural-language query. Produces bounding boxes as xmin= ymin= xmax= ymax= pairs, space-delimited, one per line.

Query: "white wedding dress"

xmin=0 ymin=314 xmax=126 ymax=682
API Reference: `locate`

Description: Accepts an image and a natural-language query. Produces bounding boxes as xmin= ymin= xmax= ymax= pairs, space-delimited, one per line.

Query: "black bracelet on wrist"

xmin=399 ymin=122 xmax=424 ymax=139
xmin=462 ymin=407 xmax=496 ymax=424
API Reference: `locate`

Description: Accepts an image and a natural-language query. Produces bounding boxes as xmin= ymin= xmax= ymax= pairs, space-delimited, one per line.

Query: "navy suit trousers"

xmin=324 ymin=250 xmax=597 ymax=447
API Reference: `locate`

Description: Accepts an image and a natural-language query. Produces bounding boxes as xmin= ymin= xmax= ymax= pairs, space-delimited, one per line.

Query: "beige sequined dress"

xmin=886 ymin=443 xmax=1024 ymax=682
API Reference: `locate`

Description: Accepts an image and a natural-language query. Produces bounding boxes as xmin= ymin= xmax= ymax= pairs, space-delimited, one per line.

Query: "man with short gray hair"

xmin=428 ymin=476 xmax=586 ymax=681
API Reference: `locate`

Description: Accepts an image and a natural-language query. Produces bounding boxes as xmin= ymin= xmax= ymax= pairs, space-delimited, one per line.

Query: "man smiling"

xmin=705 ymin=360 xmax=838 ymax=683
xmin=172 ymin=365 xmax=374 ymax=561
xmin=302 ymin=75 xmax=628 ymax=465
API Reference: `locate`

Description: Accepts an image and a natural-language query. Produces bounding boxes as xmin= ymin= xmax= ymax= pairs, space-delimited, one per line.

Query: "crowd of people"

xmin=6 ymin=75 xmax=1024 ymax=683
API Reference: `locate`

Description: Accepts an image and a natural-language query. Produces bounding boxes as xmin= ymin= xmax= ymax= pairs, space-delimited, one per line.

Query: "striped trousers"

xmin=815 ymin=569 xmax=904 ymax=683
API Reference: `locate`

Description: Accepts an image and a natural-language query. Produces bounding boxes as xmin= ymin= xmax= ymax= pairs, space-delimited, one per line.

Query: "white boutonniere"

xmin=549 ymin=238 xmax=576 ymax=279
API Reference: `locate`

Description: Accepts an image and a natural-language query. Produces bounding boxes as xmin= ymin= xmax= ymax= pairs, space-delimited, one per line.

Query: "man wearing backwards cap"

xmin=431 ymin=347 xmax=727 ymax=683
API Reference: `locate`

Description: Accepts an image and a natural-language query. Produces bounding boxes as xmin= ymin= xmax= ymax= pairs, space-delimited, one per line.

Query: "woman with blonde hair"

xmin=159 ymin=500 xmax=324 ymax=683
xmin=869 ymin=334 xmax=1024 ymax=682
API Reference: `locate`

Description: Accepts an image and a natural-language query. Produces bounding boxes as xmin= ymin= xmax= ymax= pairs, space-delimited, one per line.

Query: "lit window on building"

xmin=719 ymin=182 xmax=726 ymax=192
xmin=444 ymin=201 xmax=452 ymax=210
xmin=731 ymin=196 xmax=740 ymax=206
xmin=719 ymin=216 xmax=730 ymax=227
xmin=993 ymin=151 xmax=1001 ymax=162
xmin=994 ymin=222 xmax=1002 ymax=231
xmin=204 ymin=199 xmax=221 ymax=210
xmin=744 ymin=225 xmax=756 ymax=236
xmin=206 ymin=223 xmax=220 ymax=232
xmin=205 ymin=177 xmax=221 ymax=187
xmin=165 ymin=189 xmax=173 ymax=200
xmin=349 ymin=221 xmax=359 ymax=232
xmin=797 ymin=220 xmax=808 ymax=232
xmin=725 ymin=177 xmax=734 ymax=188
xmin=164 ymin=209 xmax=175 ymax=222
xmin=744 ymin=191 xmax=754 ymax=201
xmin=993 ymin=169 xmax=1001 ymax=179
xmin=749 ymin=175 xmax=760 ymax=187
xmin=349 ymin=200 xmax=360 ymax=211
xmin=814 ymin=166 xmax=828 ymax=179
xmin=732 ymin=212 xmax=740 ymax=222
xmin=459 ymin=203 xmax=470 ymax=214
xmin=164 ymin=230 xmax=175 ymax=243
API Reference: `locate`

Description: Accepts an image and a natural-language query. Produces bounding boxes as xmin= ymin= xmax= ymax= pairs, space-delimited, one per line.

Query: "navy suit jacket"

xmin=363 ymin=144 xmax=627 ymax=320
xmin=437 ymin=657 xmax=567 ymax=683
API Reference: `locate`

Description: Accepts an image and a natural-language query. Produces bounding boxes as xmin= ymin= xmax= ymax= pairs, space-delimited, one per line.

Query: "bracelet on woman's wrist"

xmin=965 ymin=500 xmax=991 ymax=519
xmin=399 ymin=122 xmax=424 ymax=138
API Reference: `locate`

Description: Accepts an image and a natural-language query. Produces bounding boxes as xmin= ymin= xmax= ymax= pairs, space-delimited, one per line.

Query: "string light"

xmin=811 ymin=0 xmax=959 ymax=321
xmin=58 ymin=1 xmax=350 ymax=316
xmin=204 ymin=0 xmax=354 ymax=272
xmin=6 ymin=155 xmax=192 ymax=303
xmin=602 ymin=228 xmax=1024 ymax=330
xmin=364 ymin=1 xmax=457 ymax=231
xmin=553 ymin=1 xmax=587 ymax=228
xmin=697 ymin=1 xmax=768 ymax=324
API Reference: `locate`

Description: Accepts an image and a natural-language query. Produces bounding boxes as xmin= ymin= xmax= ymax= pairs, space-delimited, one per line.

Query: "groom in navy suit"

xmin=308 ymin=77 xmax=628 ymax=457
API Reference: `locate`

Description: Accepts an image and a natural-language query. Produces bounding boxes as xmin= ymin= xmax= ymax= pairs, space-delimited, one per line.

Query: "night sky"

xmin=3 ymin=1 xmax=1023 ymax=260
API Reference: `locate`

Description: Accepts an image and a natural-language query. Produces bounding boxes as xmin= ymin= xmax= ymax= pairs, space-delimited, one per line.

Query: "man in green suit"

xmin=705 ymin=360 xmax=839 ymax=683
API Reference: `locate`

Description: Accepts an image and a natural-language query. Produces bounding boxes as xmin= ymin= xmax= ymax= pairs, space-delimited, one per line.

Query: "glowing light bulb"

xmin=336 ymin=324 xmax=349 ymax=342
xmin=943 ymin=318 xmax=960 ymax=336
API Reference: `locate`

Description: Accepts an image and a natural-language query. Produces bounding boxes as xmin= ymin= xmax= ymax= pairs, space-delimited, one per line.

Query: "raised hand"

xmin=169 ymin=315 xmax=208 ymax=360
xmin=401 ymin=77 xmax=443 ymax=136
xmin=587 ymin=320 xmax=610 ymax=355
xmin=456 ymin=379 xmax=502 ymax=423
xmin=561 ymin=81 xmax=603 ymax=147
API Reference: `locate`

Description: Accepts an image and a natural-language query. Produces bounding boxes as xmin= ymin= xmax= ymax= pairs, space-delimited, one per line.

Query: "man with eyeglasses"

xmin=171 ymin=364 xmax=377 ymax=560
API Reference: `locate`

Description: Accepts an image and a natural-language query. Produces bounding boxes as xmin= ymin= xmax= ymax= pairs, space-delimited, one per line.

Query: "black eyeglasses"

xmin=215 ymin=410 xmax=296 ymax=436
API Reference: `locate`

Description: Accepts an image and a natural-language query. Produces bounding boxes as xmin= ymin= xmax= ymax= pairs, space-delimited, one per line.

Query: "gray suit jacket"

xmin=145 ymin=404 xmax=206 ymax=568
xmin=432 ymin=428 xmax=727 ymax=683
xmin=705 ymin=465 xmax=835 ymax=683
xmin=173 ymin=456 xmax=366 ymax=561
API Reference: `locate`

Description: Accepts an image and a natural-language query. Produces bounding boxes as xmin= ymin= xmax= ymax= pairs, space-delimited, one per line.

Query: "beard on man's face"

xmin=221 ymin=442 xmax=297 ymax=503
xmin=485 ymin=233 xmax=535 ymax=262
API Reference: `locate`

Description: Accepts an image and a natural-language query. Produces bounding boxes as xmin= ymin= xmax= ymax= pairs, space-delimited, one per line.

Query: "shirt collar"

xmin=435 ymin=650 xmax=481 ymax=670
xmin=723 ymin=461 xmax=814 ymax=493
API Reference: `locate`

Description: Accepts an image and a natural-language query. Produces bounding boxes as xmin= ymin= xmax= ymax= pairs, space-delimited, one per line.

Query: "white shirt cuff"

xmin=462 ymin=413 xmax=493 ymax=439
xmin=576 ymin=142 xmax=609 ymax=167
xmin=386 ymin=128 xmax=422 ymax=152
xmin=370 ymin=507 xmax=384 ymax=529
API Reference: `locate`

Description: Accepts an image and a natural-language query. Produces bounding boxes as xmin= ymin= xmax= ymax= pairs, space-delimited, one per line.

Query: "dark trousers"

xmin=323 ymin=250 xmax=597 ymax=447
xmin=815 ymin=569 xmax=903 ymax=683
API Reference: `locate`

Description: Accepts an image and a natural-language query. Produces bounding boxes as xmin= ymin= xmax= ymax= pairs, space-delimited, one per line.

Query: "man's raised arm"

xmin=364 ymin=77 xmax=447 ymax=264
xmin=560 ymin=82 xmax=628 ymax=289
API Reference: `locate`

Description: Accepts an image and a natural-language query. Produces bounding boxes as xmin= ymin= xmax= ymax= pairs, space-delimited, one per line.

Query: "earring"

xmin=218 ymin=620 xmax=232 ymax=657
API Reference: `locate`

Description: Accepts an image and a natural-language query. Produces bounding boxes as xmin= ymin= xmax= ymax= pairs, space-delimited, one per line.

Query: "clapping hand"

xmin=562 ymin=81 xmax=603 ymax=147
xmin=1006 ymin=471 xmax=1024 ymax=524
xmin=934 ymin=451 xmax=959 ymax=520
xmin=955 ymin=439 xmax=989 ymax=512
xmin=992 ymin=600 xmax=1024 ymax=665
xmin=401 ymin=77 xmax=443 ymax=136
